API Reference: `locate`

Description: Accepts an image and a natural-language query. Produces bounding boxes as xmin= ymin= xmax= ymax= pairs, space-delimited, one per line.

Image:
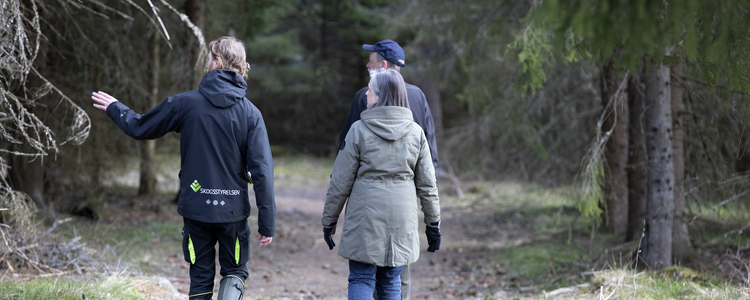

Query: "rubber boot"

xmin=217 ymin=276 xmax=244 ymax=300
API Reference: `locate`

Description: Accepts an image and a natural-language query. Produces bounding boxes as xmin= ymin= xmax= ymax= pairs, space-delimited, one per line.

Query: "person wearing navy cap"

xmin=333 ymin=39 xmax=441 ymax=300
xmin=339 ymin=39 xmax=438 ymax=172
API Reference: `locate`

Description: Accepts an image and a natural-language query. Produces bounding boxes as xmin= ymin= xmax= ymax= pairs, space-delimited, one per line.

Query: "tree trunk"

xmin=626 ymin=70 xmax=648 ymax=242
xmin=138 ymin=31 xmax=159 ymax=195
xmin=411 ymin=75 xmax=444 ymax=141
xmin=670 ymin=56 xmax=694 ymax=263
xmin=643 ymin=59 xmax=674 ymax=269
xmin=10 ymin=156 xmax=47 ymax=212
xmin=185 ymin=0 xmax=205 ymax=90
xmin=90 ymin=62 xmax=103 ymax=189
xmin=600 ymin=61 xmax=629 ymax=236
xmin=320 ymin=2 xmax=328 ymax=60
xmin=175 ymin=0 xmax=204 ymax=203
xmin=411 ymin=73 xmax=463 ymax=197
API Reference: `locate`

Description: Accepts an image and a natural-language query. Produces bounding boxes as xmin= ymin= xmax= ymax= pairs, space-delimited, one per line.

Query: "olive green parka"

xmin=322 ymin=106 xmax=440 ymax=267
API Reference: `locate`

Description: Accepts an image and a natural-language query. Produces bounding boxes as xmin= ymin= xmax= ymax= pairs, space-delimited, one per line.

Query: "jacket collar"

xmin=360 ymin=106 xmax=414 ymax=141
xmin=198 ymin=69 xmax=247 ymax=108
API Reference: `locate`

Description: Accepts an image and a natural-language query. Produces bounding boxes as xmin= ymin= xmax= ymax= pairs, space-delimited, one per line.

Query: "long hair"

xmin=208 ymin=36 xmax=251 ymax=79
xmin=369 ymin=69 xmax=409 ymax=109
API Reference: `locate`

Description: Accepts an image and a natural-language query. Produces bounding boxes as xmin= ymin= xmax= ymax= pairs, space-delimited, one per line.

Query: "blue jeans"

xmin=348 ymin=260 xmax=403 ymax=300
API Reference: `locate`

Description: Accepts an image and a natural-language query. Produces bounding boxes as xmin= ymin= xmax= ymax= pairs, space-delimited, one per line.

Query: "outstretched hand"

xmin=91 ymin=91 xmax=119 ymax=111
xmin=258 ymin=234 xmax=273 ymax=247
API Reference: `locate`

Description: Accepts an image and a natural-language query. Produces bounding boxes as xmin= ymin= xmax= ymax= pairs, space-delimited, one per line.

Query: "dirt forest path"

xmin=165 ymin=177 xmax=519 ymax=300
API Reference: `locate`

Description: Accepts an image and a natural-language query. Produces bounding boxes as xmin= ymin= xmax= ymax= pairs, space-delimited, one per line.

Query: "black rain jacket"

xmin=106 ymin=69 xmax=275 ymax=237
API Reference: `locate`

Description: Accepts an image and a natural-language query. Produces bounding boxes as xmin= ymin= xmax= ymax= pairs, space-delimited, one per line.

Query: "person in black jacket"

xmin=92 ymin=36 xmax=275 ymax=300
xmin=336 ymin=39 xmax=439 ymax=300
xmin=339 ymin=39 xmax=438 ymax=172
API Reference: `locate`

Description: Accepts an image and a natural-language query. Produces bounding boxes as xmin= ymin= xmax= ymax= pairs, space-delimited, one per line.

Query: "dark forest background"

xmin=4 ymin=0 xmax=750 ymax=273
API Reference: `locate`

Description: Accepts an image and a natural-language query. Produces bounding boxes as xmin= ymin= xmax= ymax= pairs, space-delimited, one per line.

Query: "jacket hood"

xmin=199 ymin=69 xmax=248 ymax=108
xmin=360 ymin=106 xmax=414 ymax=141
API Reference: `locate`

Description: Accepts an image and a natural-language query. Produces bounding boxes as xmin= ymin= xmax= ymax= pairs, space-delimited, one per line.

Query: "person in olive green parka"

xmin=321 ymin=68 xmax=441 ymax=299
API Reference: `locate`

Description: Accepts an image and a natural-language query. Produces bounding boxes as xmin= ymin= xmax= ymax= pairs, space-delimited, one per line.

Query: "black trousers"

xmin=182 ymin=218 xmax=251 ymax=299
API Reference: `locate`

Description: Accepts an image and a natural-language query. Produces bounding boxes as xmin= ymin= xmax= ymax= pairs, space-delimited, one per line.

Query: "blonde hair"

xmin=208 ymin=36 xmax=251 ymax=79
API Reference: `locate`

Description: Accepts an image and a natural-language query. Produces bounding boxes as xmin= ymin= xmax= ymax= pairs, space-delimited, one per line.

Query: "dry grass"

xmin=537 ymin=268 xmax=747 ymax=300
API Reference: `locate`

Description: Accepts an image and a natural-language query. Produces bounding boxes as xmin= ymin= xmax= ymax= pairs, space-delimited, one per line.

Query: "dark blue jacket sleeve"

xmin=420 ymin=97 xmax=439 ymax=170
xmin=338 ymin=88 xmax=368 ymax=151
xmin=407 ymin=86 xmax=439 ymax=170
xmin=246 ymin=110 xmax=276 ymax=237
xmin=105 ymin=99 xmax=181 ymax=140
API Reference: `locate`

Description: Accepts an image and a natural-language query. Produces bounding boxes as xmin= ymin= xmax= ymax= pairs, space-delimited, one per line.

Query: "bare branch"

xmin=121 ymin=0 xmax=172 ymax=48
xmin=159 ymin=0 xmax=207 ymax=69
xmin=64 ymin=0 xmax=110 ymax=20
xmin=83 ymin=0 xmax=135 ymax=20
xmin=579 ymin=72 xmax=630 ymax=227
xmin=146 ymin=0 xmax=170 ymax=40
xmin=30 ymin=67 xmax=91 ymax=146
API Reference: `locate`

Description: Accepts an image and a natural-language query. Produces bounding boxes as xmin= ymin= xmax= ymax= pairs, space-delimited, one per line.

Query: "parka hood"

xmin=360 ymin=106 xmax=414 ymax=141
xmin=199 ymin=69 xmax=248 ymax=108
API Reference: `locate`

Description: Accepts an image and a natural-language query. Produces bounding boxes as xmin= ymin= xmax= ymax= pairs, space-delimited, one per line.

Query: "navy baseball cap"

xmin=362 ymin=39 xmax=406 ymax=67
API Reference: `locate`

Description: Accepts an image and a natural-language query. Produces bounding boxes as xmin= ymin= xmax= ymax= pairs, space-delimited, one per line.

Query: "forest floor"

xmin=8 ymin=155 xmax=750 ymax=299
xmin=58 ymin=155 xmax=612 ymax=299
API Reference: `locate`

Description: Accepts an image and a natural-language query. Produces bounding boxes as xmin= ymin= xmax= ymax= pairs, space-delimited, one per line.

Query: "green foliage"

xmin=688 ymin=204 xmax=750 ymax=247
xmin=506 ymin=0 xmax=750 ymax=231
xmin=0 ymin=277 xmax=147 ymax=300
xmin=579 ymin=151 xmax=605 ymax=231
xmin=529 ymin=0 xmax=750 ymax=92
xmin=205 ymin=0 xmax=282 ymax=39
xmin=393 ymin=0 xmax=603 ymax=183
xmin=506 ymin=26 xmax=587 ymax=96
xmin=506 ymin=26 xmax=553 ymax=96
xmin=659 ymin=266 xmax=711 ymax=284
xmin=500 ymin=241 xmax=587 ymax=288
xmin=207 ymin=0 xmax=399 ymax=154
xmin=451 ymin=181 xmax=597 ymax=291
xmin=400 ymin=0 xmax=525 ymax=112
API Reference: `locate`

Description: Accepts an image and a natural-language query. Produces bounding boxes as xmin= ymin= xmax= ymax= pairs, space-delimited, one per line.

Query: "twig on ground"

xmin=5 ymin=260 xmax=15 ymax=273
xmin=440 ymin=153 xmax=464 ymax=201
xmin=633 ymin=219 xmax=645 ymax=299
xmin=600 ymin=285 xmax=616 ymax=300
xmin=543 ymin=283 xmax=590 ymax=298
xmin=13 ymin=249 xmax=46 ymax=274
xmin=37 ymin=270 xmax=75 ymax=278
xmin=38 ymin=217 xmax=73 ymax=239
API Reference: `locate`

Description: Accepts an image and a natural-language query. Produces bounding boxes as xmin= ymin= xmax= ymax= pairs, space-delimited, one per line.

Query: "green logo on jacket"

xmin=190 ymin=180 xmax=201 ymax=192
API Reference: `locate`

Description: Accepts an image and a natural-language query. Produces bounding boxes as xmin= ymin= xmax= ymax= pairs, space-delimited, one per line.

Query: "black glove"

xmin=323 ymin=223 xmax=337 ymax=250
xmin=425 ymin=222 xmax=441 ymax=252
